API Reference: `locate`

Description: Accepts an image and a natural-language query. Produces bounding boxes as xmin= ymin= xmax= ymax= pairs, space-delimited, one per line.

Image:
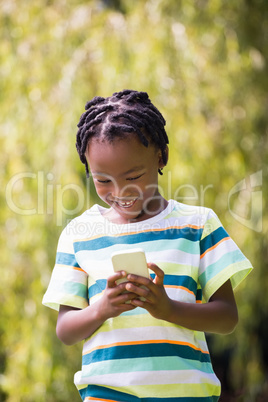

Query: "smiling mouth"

xmin=113 ymin=198 xmax=138 ymax=208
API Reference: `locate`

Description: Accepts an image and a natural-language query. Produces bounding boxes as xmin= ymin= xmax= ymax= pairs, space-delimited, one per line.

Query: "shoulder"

xmin=167 ymin=200 xmax=217 ymax=228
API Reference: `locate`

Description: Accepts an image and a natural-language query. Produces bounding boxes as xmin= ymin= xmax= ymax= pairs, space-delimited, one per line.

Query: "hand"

xmin=56 ymin=270 xmax=137 ymax=345
xmin=97 ymin=270 xmax=137 ymax=320
xmin=120 ymin=267 xmax=239 ymax=334
xmin=125 ymin=263 xmax=172 ymax=320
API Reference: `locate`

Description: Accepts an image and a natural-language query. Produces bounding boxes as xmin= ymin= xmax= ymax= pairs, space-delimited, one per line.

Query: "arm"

xmin=56 ymin=271 xmax=137 ymax=345
xmin=126 ymin=263 xmax=238 ymax=334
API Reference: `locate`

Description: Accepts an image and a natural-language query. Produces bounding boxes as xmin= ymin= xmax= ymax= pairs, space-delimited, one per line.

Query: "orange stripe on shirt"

xmin=200 ymin=236 xmax=230 ymax=259
xmin=85 ymin=398 xmax=119 ymax=402
xmin=83 ymin=339 xmax=209 ymax=356
xmin=165 ymin=285 xmax=195 ymax=296
xmin=57 ymin=264 xmax=87 ymax=274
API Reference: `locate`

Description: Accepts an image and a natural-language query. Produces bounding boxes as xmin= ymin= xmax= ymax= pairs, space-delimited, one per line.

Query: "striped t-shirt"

xmin=43 ymin=200 xmax=252 ymax=402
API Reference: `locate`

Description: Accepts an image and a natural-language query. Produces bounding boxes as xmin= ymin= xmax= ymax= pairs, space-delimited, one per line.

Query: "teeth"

xmin=117 ymin=199 xmax=136 ymax=208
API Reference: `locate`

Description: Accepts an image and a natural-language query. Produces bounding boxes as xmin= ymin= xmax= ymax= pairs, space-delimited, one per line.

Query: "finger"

xmin=108 ymin=278 xmax=142 ymax=302
xmin=147 ymin=263 xmax=164 ymax=286
xmin=115 ymin=292 xmax=139 ymax=305
xmin=125 ymin=282 xmax=150 ymax=300
xmin=130 ymin=297 xmax=146 ymax=308
xmin=126 ymin=273 xmax=152 ymax=287
xmin=107 ymin=270 xmax=127 ymax=288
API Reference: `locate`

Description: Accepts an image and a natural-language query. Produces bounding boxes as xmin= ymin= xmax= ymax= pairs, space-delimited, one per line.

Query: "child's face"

xmin=85 ymin=135 xmax=167 ymax=223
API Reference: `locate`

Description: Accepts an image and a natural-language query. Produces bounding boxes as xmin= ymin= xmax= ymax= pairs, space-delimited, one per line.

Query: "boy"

xmin=43 ymin=90 xmax=252 ymax=401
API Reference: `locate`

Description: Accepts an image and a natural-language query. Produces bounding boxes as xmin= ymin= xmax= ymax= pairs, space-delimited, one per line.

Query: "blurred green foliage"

xmin=1 ymin=0 xmax=267 ymax=400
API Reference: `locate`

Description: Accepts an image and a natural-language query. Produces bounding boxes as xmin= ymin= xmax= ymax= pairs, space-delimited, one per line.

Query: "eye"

xmin=127 ymin=174 xmax=143 ymax=181
xmin=96 ymin=179 xmax=111 ymax=184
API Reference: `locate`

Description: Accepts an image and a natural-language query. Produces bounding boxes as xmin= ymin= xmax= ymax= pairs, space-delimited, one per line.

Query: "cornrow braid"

xmin=76 ymin=90 xmax=169 ymax=177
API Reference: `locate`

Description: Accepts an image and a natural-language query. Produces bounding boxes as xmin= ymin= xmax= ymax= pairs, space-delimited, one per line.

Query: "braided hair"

xmin=76 ymin=89 xmax=169 ymax=177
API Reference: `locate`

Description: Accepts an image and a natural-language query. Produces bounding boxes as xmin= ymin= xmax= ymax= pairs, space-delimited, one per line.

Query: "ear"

xmin=158 ymin=146 xmax=169 ymax=169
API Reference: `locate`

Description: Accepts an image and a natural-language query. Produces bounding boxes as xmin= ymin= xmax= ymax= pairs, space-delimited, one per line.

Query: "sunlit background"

xmin=1 ymin=1 xmax=267 ymax=401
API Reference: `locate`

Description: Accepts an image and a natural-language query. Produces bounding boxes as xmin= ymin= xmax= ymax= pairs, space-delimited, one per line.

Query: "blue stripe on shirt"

xmin=74 ymin=228 xmax=203 ymax=252
xmin=56 ymin=252 xmax=80 ymax=268
xmin=82 ymin=342 xmax=211 ymax=366
xmin=200 ymin=227 xmax=229 ymax=256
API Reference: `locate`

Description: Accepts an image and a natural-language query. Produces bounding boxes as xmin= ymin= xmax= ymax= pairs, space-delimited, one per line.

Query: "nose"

xmin=111 ymin=188 xmax=133 ymax=201
xmin=110 ymin=181 xmax=137 ymax=200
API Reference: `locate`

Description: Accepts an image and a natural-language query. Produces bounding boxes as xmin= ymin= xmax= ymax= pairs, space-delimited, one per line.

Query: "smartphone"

xmin=111 ymin=248 xmax=149 ymax=283
xmin=111 ymin=248 xmax=149 ymax=301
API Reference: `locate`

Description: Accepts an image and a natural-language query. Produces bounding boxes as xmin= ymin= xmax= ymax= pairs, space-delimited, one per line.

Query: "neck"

xmin=103 ymin=196 xmax=168 ymax=224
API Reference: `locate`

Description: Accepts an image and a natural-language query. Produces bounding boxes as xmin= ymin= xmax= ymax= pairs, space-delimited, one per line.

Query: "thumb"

xmin=147 ymin=262 xmax=164 ymax=286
